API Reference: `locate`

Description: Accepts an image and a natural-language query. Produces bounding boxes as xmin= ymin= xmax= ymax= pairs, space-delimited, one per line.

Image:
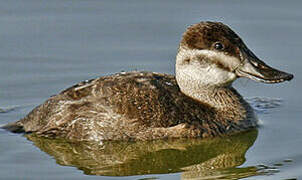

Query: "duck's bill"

xmin=236 ymin=58 xmax=293 ymax=84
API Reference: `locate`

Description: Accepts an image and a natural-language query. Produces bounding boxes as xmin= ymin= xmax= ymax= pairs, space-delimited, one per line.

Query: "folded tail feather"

xmin=1 ymin=122 xmax=25 ymax=133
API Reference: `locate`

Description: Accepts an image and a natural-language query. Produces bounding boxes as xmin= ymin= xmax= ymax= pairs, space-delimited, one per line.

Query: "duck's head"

xmin=176 ymin=21 xmax=293 ymax=90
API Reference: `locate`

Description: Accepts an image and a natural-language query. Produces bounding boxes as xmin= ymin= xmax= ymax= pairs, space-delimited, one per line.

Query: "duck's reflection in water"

xmin=26 ymin=130 xmax=259 ymax=179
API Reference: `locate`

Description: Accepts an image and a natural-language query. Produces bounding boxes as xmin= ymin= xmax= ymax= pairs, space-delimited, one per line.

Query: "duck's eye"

xmin=214 ymin=42 xmax=224 ymax=50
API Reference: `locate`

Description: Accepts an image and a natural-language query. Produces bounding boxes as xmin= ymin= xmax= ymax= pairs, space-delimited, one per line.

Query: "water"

xmin=0 ymin=0 xmax=301 ymax=179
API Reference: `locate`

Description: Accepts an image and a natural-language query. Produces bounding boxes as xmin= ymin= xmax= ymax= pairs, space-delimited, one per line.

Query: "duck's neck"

xmin=177 ymin=79 xmax=253 ymax=122
xmin=180 ymin=85 xmax=241 ymax=109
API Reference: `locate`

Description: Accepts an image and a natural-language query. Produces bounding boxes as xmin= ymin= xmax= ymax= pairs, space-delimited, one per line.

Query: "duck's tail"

xmin=1 ymin=121 xmax=25 ymax=133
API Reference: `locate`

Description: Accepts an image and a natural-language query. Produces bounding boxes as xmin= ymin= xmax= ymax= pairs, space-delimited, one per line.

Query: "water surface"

xmin=0 ymin=0 xmax=301 ymax=179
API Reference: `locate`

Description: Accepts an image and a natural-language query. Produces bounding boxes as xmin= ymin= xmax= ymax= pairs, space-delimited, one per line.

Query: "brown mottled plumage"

xmin=3 ymin=21 xmax=293 ymax=141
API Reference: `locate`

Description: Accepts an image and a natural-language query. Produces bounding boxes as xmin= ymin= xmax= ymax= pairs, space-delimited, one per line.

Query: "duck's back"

xmin=8 ymin=72 xmax=220 ymax=141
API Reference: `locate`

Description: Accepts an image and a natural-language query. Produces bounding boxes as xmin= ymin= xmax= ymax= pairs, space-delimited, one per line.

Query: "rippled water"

xmin=0 ymin=0 xmax=301 ymax=179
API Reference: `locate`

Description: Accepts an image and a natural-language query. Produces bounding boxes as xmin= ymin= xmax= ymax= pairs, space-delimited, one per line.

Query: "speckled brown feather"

xmin=6 ymin=71 xmax=256 ymax=141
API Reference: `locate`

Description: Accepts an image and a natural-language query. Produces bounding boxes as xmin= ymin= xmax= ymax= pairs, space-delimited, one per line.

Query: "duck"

xmin=3 ymin=21 xmax=293 ymax=141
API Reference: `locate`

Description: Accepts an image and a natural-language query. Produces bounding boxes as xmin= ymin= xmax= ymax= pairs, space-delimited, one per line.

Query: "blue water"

xmin=0 ymin=0 xmax=301 ymax=179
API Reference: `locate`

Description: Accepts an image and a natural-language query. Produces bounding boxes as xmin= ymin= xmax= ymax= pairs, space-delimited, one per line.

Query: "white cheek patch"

xmin=181 ymin=63 xmax=236 ymax=87
xmin=176 ymin=48 xmax=239 ymax=87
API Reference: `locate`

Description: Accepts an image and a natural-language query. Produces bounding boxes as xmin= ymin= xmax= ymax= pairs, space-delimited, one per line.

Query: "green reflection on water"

xmin=26 ymin=130 xmax=260 ymax=179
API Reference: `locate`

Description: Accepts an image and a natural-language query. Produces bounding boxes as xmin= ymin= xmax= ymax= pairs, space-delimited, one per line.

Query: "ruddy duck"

xmin=3 ymin=22 xmax=293 ymax=141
